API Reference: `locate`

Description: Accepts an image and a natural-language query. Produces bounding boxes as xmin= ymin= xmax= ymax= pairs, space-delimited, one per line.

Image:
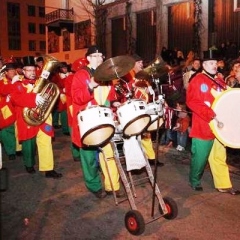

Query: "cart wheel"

xmin=124 ymin=210 xmax=145 ymax=235
xmin=159 ymin=197 xmax=178 ymax=220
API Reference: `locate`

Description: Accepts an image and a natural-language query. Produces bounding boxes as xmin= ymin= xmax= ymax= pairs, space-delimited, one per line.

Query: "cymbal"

xmin=93 ymin=55 xmax=135 ymax=81
xmin=142 ymin=57 xmax=168 ymax=78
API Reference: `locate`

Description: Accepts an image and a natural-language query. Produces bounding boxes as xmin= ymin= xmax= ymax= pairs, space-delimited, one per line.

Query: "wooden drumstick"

xmin=214 ymin=117 xmax=224 ymax=129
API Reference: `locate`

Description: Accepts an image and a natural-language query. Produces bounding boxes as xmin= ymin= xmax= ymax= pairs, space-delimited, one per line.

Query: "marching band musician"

xmin=35 ymin=56 xmax=44 ymax=78
xmin=51 ymin=62 xmax=70 ymax=134
xmin=186 ymin=50 xmax=239 ymax=194
xmin=122 ymin=54 xmax=164 ymax=167
xmin=10 ymin=56 xmax=62 ymax=178
xmin=0 ymin=63 xmax=18 ymax=160
xmin=71 ymin=46 xmax=122 ymax=199
xmin=63 ymin=59 xmax=89 ymax=162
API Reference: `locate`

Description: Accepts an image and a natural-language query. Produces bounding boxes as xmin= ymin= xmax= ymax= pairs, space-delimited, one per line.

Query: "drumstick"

xmin=214 ymin=117 xmax=224 ymax=129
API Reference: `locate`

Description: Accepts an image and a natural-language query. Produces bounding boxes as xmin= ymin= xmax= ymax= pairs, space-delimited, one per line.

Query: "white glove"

xmin=35 ymin=94 xmax=45 ymax=105
xmin=6 ymin=95 xmax=10 ymax=102
xmin=112 ymin=101 xmax=121 ymax=108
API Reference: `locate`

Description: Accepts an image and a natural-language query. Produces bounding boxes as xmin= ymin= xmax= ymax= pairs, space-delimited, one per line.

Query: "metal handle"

xmin=214 ymin=117 xmax=224 ymax=129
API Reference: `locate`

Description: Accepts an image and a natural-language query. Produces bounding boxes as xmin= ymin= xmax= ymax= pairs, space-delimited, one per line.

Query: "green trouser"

xmin=0 ymin=124 xmax=16 ymax=155
xmin=21 ymin=138 xmax=37 ymax=167
xmin=52 ymin=109 xmax=60 ymax=127
xmin=189 ymin=138 xmax=214 ymax=187
xmin=69 ymin=127 xmax=80 ymax=160
xmin=79 ymin=147 xmax=102 ymax=193
xmin=60 ymin=110 xmax=69 ymax=134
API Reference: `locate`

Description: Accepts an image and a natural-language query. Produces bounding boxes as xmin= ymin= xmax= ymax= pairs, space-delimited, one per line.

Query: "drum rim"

xmin=118 ymin=99 xmax=147 ymax=107
xmin=80 ymin=105 xmax=112 ymax=112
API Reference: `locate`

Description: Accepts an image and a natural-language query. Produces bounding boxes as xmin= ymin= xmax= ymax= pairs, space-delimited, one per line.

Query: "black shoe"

xmin=192 ymin=186 xmax=203 ymax=191
xmin=16 ymin=151 xmax=22 ymax=156
xmin=106 ymin=190 xmax=125 ymax=198
xmin=45 ymin=170 xmax=63 ymax=179
xmin=54 ymin=125 xmax=61 ymax=129
xmin=8 ymin=154 xmax=16 ymax=160
xmin=63 ymin=132 xmax=70 ymax=136
xmin=149 ymin=159 xmax=164 ymax=167
xmin=217 ymin=188 xmax=240 ymax=195
xmin=25 ymin=166 xmax=36 ymax=174
xmin=93 ymin=189 xmax=107 ymax=199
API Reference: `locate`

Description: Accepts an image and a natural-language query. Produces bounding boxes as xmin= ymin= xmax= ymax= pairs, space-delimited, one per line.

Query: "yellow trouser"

xmin=141 ymin=133 xmax=155 ymax=159
xmin=208 ymin=138 xmax=232 ymax=189
xmin=99 ymin=143 xmax=120 ymax=192
xmin=37 ymin=129 xmax=54 ymax=171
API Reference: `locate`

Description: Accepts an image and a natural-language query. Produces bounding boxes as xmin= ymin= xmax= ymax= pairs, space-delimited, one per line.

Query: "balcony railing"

xmin=46 ymin=8 xmax=74 ymax=24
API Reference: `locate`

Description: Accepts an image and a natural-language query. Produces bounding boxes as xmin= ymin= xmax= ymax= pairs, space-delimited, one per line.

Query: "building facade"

xmin=0 ymin=0 xmax=233 ymax=64
xmin=0 ymin=0 xmax=46 ymax=61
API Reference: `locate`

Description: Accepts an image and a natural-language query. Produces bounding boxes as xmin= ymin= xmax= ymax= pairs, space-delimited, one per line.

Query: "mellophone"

xmin=77 ymin=99 xmax=164 ymax=147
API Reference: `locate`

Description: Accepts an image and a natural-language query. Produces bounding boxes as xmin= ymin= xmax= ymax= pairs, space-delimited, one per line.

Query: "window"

xmin=39 ymin=7 xmax=45 ymax=17
xmin=29 ymin=40 xmax=36 ymax=51
xmin=39 ymin=24 xmax=45 ymax=34
xmin=40 ymin=41 xmax=46 ymax=51
xmin=28 ymin=5 xmax=35 ymax=17
xmin=28 ymin=23 xmax=36 ymax=34
xmin=9 ymin=38 xmax=21 ymax=50
xmin=8 ymin=21 xmax=20 ymax=36
xmin=7 ymin=2 xmax=20 ymax=18
xmin=7 ymin=2 xmax=21 ymax=50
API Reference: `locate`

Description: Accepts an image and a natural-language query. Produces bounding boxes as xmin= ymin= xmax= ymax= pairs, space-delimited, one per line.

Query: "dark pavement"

xmin=1 ymin=129 xmax=240 ymax=240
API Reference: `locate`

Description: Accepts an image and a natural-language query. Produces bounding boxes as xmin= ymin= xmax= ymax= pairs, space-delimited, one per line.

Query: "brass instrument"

xmin=23 ymin=55 xmax=60 ymax=126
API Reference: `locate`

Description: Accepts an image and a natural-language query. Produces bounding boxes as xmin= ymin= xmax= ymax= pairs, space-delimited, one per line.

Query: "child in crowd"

xmin=160 ymin=101 xmax=176 ymax=147
xmin=173 ymin=102 xmax=190 ymax=151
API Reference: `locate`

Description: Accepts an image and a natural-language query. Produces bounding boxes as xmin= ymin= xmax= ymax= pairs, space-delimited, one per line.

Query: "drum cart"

xmin=100 ymin=135 xmax=178 ymax=236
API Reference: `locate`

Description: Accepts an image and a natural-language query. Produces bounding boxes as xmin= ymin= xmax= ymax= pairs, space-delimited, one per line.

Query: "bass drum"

xmin=78 ymin=106 xmax=115 ymax=147
xmin=210 ymin=89 xmax=240 ymax=148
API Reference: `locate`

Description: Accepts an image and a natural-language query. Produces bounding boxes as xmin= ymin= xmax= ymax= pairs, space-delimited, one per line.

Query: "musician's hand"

xmin=35 ymin=94 xmax=45 ymax=105
xmin=88 ymin=77 xmax=99 ymax=90
xmin=112 ymin=101 xmax=121 ymax=108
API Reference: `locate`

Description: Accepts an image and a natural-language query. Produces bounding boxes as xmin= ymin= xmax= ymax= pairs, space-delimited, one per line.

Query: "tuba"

xmin=23 ymin=55 xmax=60 ymax=126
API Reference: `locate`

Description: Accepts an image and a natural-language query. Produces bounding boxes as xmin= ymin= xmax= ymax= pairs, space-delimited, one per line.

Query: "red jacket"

xmin=0 ymin=77 xmax=16 ymax=129
xmin=71 ymin=68 xmax=117 ymax=147
xmin=51 ymin=73 xmax=68 ymax=112
xmin=186 ymin=72 xmax=217 ymax=140
xmin=10 ymin=78 xmax=54 ymax=141
xmin=64 ymin=74 xmax=74 ymax=127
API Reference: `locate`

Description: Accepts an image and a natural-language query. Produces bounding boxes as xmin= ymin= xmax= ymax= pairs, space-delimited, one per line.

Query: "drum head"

xmin=123 ymin=114 xmax=150 ymax=137
xmin=82 ymin=124 xmax=115 ymax=147
xmin=210 ymin=89 xmax=240 ymax=148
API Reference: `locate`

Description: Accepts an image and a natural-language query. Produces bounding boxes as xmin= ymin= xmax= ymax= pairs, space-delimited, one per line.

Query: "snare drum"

xmin=117 ymin=99 xmax=150 ymax=137
xmin=146 ymin=102 xmax=164 ymax=132
xmin=210 ymin=89 xmax=240 ymax=148
xmin=78 ymin=106 xmax=115 ymax=147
